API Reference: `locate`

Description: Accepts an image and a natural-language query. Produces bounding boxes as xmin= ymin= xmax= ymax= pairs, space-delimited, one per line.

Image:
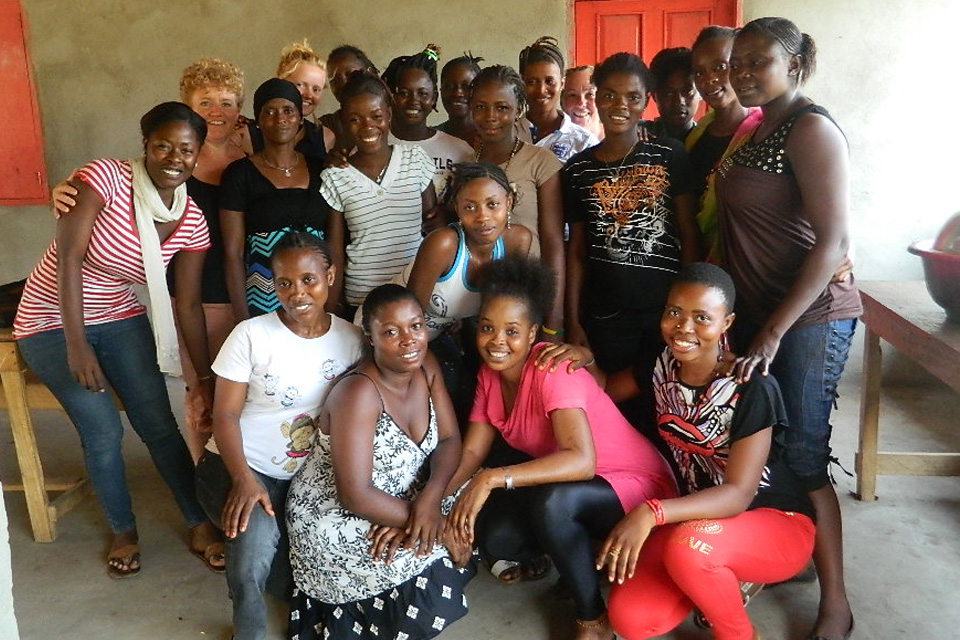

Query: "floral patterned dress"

xmin=286 ymin=375 xmax=475 ymax=640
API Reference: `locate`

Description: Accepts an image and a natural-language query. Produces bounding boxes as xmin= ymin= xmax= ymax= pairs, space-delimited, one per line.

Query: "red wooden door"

xmin=574 ymin=0 xmax=740 ymax=118
xmin=0 ymin=0 xmax=48 ymax=206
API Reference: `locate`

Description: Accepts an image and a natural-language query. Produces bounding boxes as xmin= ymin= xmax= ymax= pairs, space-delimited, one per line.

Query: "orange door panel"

xmin=575 ymin=0 xmax=740 ymax=119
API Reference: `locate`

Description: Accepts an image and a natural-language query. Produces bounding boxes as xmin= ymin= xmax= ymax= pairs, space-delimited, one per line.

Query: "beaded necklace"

xmin=475 ymin=137 xmax=522 ymax=172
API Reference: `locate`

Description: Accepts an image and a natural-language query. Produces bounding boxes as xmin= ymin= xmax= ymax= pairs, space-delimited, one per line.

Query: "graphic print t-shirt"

xmin=564 ymin=139 xmax=694 ymax=311
xmin=209 ymin=313 xmax=364 ymax=479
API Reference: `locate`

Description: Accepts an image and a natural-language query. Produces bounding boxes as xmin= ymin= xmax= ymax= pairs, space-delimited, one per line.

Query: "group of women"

xmin=17 ymin=14 xmax=859 ymax=640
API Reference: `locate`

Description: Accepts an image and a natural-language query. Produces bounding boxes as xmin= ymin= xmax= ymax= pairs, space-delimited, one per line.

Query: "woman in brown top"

xmin=715 ymin=17 xmax=860 ymax=640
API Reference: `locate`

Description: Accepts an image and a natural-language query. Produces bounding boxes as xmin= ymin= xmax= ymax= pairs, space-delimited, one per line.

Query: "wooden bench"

xmin=0 ymin=326 xmax=112 ymax=542
xmin=855 ymin=281 xmax=960 ymax=501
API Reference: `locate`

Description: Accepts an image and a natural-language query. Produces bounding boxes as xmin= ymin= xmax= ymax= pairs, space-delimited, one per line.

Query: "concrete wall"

xmin=0 ymin=0 xmax=568 ymax=283
xmin=742 ymin=0 xmax=960 ymax=281
xmin=1 ymin=0 xmax=957 ymax=281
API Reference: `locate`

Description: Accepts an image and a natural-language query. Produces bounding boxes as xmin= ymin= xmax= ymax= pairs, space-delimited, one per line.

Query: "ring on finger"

xmin=608 ymin=547 xmax=621 ymax=558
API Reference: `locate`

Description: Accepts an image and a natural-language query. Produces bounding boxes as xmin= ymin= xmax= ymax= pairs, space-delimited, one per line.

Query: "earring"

xmin=507 ymin=210 xmax=512 ymax=229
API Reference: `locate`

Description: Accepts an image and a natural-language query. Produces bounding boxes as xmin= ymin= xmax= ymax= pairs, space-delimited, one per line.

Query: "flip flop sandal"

xmin=192 ymin=541 xmax=227 ymax=574
xmin=489 ymin=559 xmax=523 ymax=584
xmin=107 ymin=544 xmax=141 ymax=579
xmin=522 ymin=554 xmax=552 ymax=581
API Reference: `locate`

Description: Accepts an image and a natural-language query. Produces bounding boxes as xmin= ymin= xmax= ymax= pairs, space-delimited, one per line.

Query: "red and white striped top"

xmin=13 ymin=158 xmax=210 ymax=339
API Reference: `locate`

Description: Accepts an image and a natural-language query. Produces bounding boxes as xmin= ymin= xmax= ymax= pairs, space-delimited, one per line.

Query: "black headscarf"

xmin=253 ymin=78 xmax=303 ymax=120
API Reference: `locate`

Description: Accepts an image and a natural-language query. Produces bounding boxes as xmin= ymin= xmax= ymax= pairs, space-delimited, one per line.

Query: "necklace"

xmin=476 ymin=137 xmax=522 ymax=172
xmin=608 ymin=140 xmax=638 ymax=184
xmin=261 ymin=152 xmax=300 ymax=177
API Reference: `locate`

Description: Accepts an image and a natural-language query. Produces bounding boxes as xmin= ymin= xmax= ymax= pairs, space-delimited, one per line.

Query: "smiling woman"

xmin=195 ymin=231 xmax=364 ymax=640
xmin=285 ymin=284 xmax=475 ymax=640
xmin=13 ymin=102 xmax=223 ymax=581
xmin=382 ymin=45 xmax=475 ymax=198
xmin=445 ymin=255 xmax=677 ymax=640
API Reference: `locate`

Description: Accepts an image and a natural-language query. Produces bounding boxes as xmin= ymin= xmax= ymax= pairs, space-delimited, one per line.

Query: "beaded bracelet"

xmin=645 ymin=498 xmax=666 ymax=526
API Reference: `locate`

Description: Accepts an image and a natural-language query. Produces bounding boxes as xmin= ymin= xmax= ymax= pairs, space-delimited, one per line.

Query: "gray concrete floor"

xmin=3 ymin=330 xmax=960 ymax=639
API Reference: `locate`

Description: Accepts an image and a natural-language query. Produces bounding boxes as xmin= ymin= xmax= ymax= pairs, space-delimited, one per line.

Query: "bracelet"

xmin=645 ymin=499 xmax=665 ymax=526
xmin=502 ymin=468 xmax=514 ymax=490
xmin=197 ymin=374 xmax=214 ymax=381
xmin=541 ymin=326 xmax=564 ymax=336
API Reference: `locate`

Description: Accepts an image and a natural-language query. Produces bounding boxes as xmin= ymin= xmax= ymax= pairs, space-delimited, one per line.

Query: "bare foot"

xmin=810 ymin=603 xmax=854 ymax=640
xmin=574 ymin=614 xmax=613 ymax=640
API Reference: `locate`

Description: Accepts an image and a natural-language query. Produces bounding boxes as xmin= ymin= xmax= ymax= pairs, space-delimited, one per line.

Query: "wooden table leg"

xmin=856 ymin=329 xmax=882 ymax=501
xmin=0 ymin=369 xmax=56 ymax=542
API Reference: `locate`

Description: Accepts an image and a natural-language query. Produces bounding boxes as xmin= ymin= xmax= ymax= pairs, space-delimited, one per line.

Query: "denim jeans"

xmin=17 ymin=315 xmax=207 ymax=533
xmin=734 ymin=317 xmax=858 ymax=491
xmin=195 ymin=453 xmax=291 ymax=640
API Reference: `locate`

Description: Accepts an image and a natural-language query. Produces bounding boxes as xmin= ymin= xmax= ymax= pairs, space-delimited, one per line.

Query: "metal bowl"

xmin=908 ymin=239 xmax=960 ymax=323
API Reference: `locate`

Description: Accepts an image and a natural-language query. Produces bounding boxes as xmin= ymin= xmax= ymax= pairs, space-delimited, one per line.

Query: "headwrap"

xmin=253 ymin=78 xmax=303 ymax=120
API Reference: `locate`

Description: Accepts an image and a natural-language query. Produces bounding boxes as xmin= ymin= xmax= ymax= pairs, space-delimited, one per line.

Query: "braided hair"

xmin=518 ymin=36 xmax=565 ymax=74
xmin=737 ymin=17 xmax=817 ymax=84
xmin=470 ymin=64 xmax=527 ymax=115
xmin=441 ymin=52 xmax=484 ymax=82
xmin=381 ymin=44 xmax=441 ymax=92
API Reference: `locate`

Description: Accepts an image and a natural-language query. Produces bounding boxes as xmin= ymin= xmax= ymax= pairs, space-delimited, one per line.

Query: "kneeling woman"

xmin=286 ymin=284 xmax=476 ymax=640
xmin=447 ymin=257 xmax=677 ymax=640
xmin=586 ymin=263 xmax=816 ymax=640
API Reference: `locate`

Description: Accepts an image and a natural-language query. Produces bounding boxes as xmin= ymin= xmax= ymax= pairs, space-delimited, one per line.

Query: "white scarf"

xmin=129 ymin=157 xmax=186 ymax=376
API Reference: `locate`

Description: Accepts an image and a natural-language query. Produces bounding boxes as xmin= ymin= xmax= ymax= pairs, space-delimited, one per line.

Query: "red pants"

xmin=608 ymin=508 xmax=815 ymax=640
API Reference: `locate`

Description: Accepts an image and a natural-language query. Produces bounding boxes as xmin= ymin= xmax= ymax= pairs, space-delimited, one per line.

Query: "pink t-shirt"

xmin=470 ymin=343 xmax=678 ymax=511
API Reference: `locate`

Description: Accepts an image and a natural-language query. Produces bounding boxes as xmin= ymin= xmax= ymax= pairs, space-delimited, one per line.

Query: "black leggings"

xmin=475 ymin=477 xmax=625 ymax=621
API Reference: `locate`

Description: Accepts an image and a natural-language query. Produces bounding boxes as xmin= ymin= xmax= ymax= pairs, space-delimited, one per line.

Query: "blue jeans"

xmin=17 ymin=315 xmax=207 ymax=532
xmin=735 ymin=318 xmax=858 ymax=491
xmin=195 ymin=453 xmax=291 ymax=640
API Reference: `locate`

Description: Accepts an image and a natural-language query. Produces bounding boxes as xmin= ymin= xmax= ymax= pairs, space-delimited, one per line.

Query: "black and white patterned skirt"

xmin=288 ymin=555 xmax=477 ymax=640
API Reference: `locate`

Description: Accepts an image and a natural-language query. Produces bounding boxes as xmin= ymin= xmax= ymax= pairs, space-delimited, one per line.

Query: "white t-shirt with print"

xmin=389 ymin=129 xmax=474 ymax=198
xmin=208 ymin=312 xmax=364 ymax=479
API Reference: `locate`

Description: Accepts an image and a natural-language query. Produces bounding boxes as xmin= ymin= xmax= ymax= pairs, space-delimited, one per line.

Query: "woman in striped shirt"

xmin=14 ymin=102 xmax=223 ymax=580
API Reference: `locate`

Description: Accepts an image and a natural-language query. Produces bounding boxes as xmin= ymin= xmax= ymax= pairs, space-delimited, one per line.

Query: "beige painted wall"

xmin=0 ymin=0 xmax=569 ymax=282
xmin=2 ymin=0 xmax=958 ymax=284
xmin=742 ymin=0 xmax=960 ymax=281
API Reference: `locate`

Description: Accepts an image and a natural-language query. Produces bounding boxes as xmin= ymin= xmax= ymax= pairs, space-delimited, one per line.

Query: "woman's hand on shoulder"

xmin=323 ymin=146 xmax=351 ymax=169
xmin=50 ymin=174 xmax=79 ymax=218
xmin=596 ymin=502 xmax=657 ymax=585
xmin=535 ymin=342 xmax=594 ymax=374
xmin=733 ymin=328 xmax=781 ymax=383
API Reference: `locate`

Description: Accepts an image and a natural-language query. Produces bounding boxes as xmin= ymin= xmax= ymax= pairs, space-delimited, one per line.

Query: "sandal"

xmin=489 ymin=554 xmax=553 ymax=584
xmin=191 ymin=540 xmax=226 ymax=574
xmin=490 ymin=559 xmax=523 ymax=584
xmin=523 ymin=554 xmax=552 ymax=580
xmin=190 ymin=523 xmax=227 ymax=574
xmin=107 ymin=544 xmax=141 ymax=579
